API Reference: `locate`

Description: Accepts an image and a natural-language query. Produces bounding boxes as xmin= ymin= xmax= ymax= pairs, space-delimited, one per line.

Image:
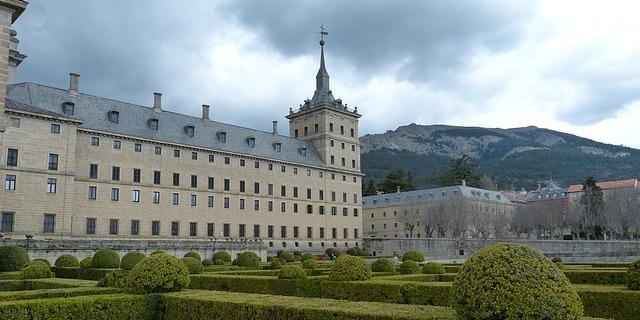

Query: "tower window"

xmin=329 ymin=123 xmax=334 ymax=132
xmin=314 ymin=124 xmax=319 ymax=133
xmin=350 ymin=128 xmax=355 ymax=137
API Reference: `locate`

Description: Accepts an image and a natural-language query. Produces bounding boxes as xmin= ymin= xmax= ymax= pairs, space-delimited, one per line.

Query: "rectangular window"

xmin=307 ymin=227 xmax=312 ymax=239
xmin=329 ymin=123 xmax=333 ymax=132
xmin=208 ymin=196 xmax=214 ymax=207
xmin=353 ymin=194 xmax=358 ymax=204
xmin=320 ymin=227 xmax=325 ymax=239
xmin=280 ymin=226 xmax=287 ymax=238
xmin=293 ymin=187 xmax=298 ymax=198
xmin=254 ymin=199 xmax=260 ymax=211
xmin=113 ymin=140 xmax=121 ymax=149
xmin=223 ymin=197 xmax=230 ymax=209
xmin=281 ymin=165 xmax=286 ymax=173
xmin=173 ymin=173 xmax=180 ymax=186
xmin=190 ymin=194 xmax=197 ymax=206
xmin=111 ymin=166 xmax=120 ymax=181
xmin=319 ymin=205 xmax=325 ymax=215
xmin=332 ymin=227 xmax=337 ymax=239
xmin=191 ymin=152 xmax=198 ymax=160
xmin=343 ymin=193 xmax=347 ymax=202
xmin=190 ymin=222 xmax=197 ymax=236
xmin=319 ymin=190 xmax=324 ymax=200
xmin=132 ymin=190 xmax=140 ymax=202
xmin=293 ymin=226 xmax=299 ymax=238
xmin=48 ymin=154 xmax=59 ymax=171
xmin=208 ymin=177 xmax=214 ymax=190
xmin=342 ymin=207 xmax=348 ymax=216
xmin=191 ymin=175 xmax=198 ymax=188
xmin=86 ymin=218 xmax=96 ymax=235
xmin=171 ymin=222 xmax=179 ymax=236
xmin=268 ymin=163 xmax=273 ymax=171
xmin=343 ymin=228 xmax=348 ymax=239
xmin=332 ymin=192 xmax=336 ymax=202
xmin=224 ymin=157 xmax=230 ymax=165
xmin=134 ymin=143 xmax=142 ymax=152
xmin=280 ymin=202 xmax=286 ymax=213
xmin=6 ymin=149 xmax=18 ymax=167
xmin=223 ymin=223 xmax=230 ymax=237
xmin=207 ymin=223 xmax=214 ymax=237
xmin=152 ymin=221 xmax=160 ymax=235
xmin=340 ymin=125 xmax=344 ymax=135
xmin=281 ymin=185 xmax=286 ymax=197
xmin=254 ymin=161 xmax=260 ymax=169
xmin=208 ymin=154 xmax=214 ymax=162
xmin=268 ymin=184 xmax=273 ymax=196
xmin=50 ymin=124 xmax=60 ymax=134
xmin=88 ymin=186 xmax=97 ymax=199
xmin=268 ymin=225 xmax=274 ymax=238
xmin=306 ymin=188 xmax=311 ymax=199
xmin=354 ymin=228 xmax=359 ymax=239
xmin=155 ymin=146 xmax=162 ymax=155
xmin=352 ymin=160 xmax=356 ymax=168
xmin=4 ymin=175 xmax=16 ymax=190
xmin=133 ymin=168 xmax=141 ymax=182
xmin=239 ymin=180 xmax=245 ymax=193
xmin=224 ymin=179 xmax=230 ymax=191
xmin=330 ymin=156 xmax=334 ymax=165
xmin=354 ymin=208 xmax=359 ymax=217
xmin=47 ymin=178 xmax=57 ymax=193
xmin=268 ymin=201 xmax=273 ymax=212
xmin=293 ymin=203 xmax=298 ymax=213
xmin=111 ymin=188 xmax=119 ymax=201
xmin=1 ymin=212 xmax=14 ymax=232
xmin=240 ymin=159 xmax=245 ymax=167
xmin=131 ymin=220 xmax=140 ymax=235
xmin=306 ymin=204 xmax=313 ymax=214
xmin=174 ymin=149 xmax=180 ymax=158
xmin=153 ymin=191 xmax=160 ymax=204
xmin=239 ymin=198 xmax=245 ymax=210
xmin=253 ymin=224 xmax=260 ymax=238
xmin=239 ymin=224 xmax=246 ymax=238
xmin=331 ymin=207 xmax=337 ymax=216
xmin=44 ymin=214 xmax=55 ymax=233
xmin=153 ymin=171 xmax=161 ymax=184
xmin=91 ymin=137 xmax=100 ymax=146
xmin=254 ymin=182 xmax=260 ymax=194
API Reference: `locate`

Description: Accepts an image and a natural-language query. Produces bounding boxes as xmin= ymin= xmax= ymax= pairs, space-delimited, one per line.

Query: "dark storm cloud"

xmin=220 ymin=0 xmax=534 ymax=83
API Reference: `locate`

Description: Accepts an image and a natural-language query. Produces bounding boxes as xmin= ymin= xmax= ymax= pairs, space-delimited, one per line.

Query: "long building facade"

xmin=0 ymin=24 xmax=363 ymax=251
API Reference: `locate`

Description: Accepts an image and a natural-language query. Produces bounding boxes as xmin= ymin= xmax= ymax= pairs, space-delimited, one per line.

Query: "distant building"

xmin=362 ymin=181 xmax=515 ymax=240
xmin=511 ymin=181 xmax=569 ymax=239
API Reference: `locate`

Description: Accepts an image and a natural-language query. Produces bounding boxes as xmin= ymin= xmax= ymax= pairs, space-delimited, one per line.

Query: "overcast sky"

xmin=12 ymin=1 xmax=640 ymax=147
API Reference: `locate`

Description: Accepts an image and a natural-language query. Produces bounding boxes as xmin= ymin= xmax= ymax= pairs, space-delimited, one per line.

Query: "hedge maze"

xmin=0 ymin=244 xmax=637 ymax=319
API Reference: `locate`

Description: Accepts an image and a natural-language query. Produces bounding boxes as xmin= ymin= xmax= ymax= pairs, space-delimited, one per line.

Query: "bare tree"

xmin=400 ymin=210 xmax=416 ymax=238
xmin=433 ymin=203 xmax=449 ymax=238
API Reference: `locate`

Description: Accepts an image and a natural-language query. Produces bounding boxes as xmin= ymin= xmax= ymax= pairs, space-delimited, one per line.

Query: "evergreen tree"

xmin=438 ymin=154 xmax=482 ymax=187
xmin=579 ymin=177 xmax=605 ymax=239
xmin=478 ymin=175 xmax=497 ymax=190
xmin=377 ymin=169 xmax=414 ymax=193
xmin=363 ymin=179 xmax=377 ymax=196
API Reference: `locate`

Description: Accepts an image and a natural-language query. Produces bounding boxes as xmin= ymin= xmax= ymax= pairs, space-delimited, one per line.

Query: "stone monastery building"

xmin=0 ymin=13 xmax=363 ymax=251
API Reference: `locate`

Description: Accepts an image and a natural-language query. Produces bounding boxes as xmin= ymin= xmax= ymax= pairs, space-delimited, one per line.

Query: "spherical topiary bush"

xmin=120 ymin=251 xmax=146 ymax=270
xmin=302 ymin=259 xmax=318 ymax=270
xmin=627 ymin=259 xmax=640 ymax=290
xmin=79 ymin=257 xmax=93 ymax=268
xmin=212 ymin=251 xmax=231 ymax=264
xmin=325 ymin=248 xmax=342 ymax=258
xmin=346 ymin=247 xmax=359 ymax=256
xmin=91 ymin=249 xmax=120 ymax=268
xmin=451 ymin=243 xmax=583 ymax=320
xmin=55 ymin=254 xmax=79 ymax=268
xmin=328 ymin=255 xmax=372 ymax=281
xmin=181 ymin=257 xmax=204 ymax=274
xmin=371 ymin=259 xmax=396 ymax=273
xmin=234 ymin=251 xmax=261 ymax=268
xmin=402 ymin=250 xmax=424 ymax=262
xmin=20 ymin=261 xmax=52 ymax=279
xmin=422 ymin=262 xmax=445 ymax=274
xmin=32 ymin=258 xmax=51 ymax=267
xmin=128 ymin=254 xmax=190 ymax=293
xmin=202 ymin=259 xmax=214 ymax=267
xmin=214 ymin=258 xmax=225 ymax=265
xmin=270 ymin=258 xmax=284 ymax=269
xmin=399 ymin=260 xmax=421 ymax=274
xmin=0 ymin=245 xmax=30 ymax=271
xmin=278 ymin=265 xmax=307 ymax=279
xmin=183 ymin=251 xmax=201 ymax=261
xmin=150 ymin=250 xmax=165 ymax=256
xmin=300 ymin=253 xmax=315 ymax=261
xmin=279 ymin=252 xmax=295 ymax=262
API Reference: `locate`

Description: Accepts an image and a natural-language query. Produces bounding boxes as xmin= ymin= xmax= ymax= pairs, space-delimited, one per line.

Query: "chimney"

xmin=396 ymin=186 xmax=401 ymax=193
xmin=272 ymin=121 xmax=278 ymax=135
xmin=461 ymin=179 xmax=466 ymax=187
xmin=201 ymin=104 xmax=210 ymax=121
xmin=153 ymin=92 xmax=162 ymax=112
xmin=69 ymin=73 xmax=80 ymax=95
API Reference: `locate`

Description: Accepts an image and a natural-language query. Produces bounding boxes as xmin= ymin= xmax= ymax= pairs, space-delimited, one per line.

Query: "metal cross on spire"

xmin=318 ymin=24 xmax=328 ymax=46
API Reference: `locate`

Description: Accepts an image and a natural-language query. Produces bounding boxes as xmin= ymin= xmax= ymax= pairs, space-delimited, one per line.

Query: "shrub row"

xmin=0 ymin=287 xmax=118 ymax=302
xmin=51 ymin=267 xmax=118 ymax=280
xmin=577 ymin=285 xmax=640 ymax=320
xmin=563 ymin=270 xmax=628 ymax=285
xmin=0 ymin=278 xmax=99 ymax=291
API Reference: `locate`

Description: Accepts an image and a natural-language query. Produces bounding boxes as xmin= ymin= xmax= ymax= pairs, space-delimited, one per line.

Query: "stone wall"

xmin=364 ymin=237 xmax=640 ymax=263
xmin=0 ymin=238 xmax=268 ymax=264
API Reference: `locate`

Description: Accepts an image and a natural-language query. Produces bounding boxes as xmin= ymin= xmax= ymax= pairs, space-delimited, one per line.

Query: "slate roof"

xmin=568 ymin=179 xmax=638 ymax=193
xmin=362 ymin=185 xmax=512 ymax=209
xmin=6 ymin=83 xmax=325 ymax=167
xmin=5 ymin=98 xmax=81 ymax=121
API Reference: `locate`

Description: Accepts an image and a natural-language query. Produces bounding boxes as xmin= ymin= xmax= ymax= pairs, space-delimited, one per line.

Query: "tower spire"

xmin=312 ymin=25 xmax=334 ymax=104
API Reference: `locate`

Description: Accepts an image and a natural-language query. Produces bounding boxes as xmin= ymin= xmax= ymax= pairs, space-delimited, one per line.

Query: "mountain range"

xmin=360 ymin=124 xmax=640 ymax=190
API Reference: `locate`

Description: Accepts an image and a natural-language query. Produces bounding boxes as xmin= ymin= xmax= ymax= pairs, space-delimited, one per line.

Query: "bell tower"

xmin=286 ymin=27 xmax=362 ymax=173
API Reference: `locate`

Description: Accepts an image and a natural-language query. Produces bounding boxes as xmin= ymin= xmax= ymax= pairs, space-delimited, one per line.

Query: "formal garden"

xmin=0 ymin=243 xmax=638 ymax=319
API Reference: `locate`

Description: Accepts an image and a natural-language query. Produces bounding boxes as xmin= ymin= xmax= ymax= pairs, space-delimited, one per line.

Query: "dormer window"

xmin=148 ymin=118 xmax=159 ymax=130
xmin=217 ymin=131 xmax=226 ymax=143
xmin=107 ymin=110 xmax=119 ymax=123
xmin=300 ymin=147 xmax=307 ymax=157
xmin=62 ymin=102 xmax=75 ymax=116
xmin=184 ymin=125 xmax=195 ymax=137
xmin=273 ymin=142 xmax=282 ymax=152
xmin=246 ymin=137 xmax=256 ymax=148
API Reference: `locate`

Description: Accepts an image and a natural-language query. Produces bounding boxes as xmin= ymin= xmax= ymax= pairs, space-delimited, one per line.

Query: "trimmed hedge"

xmin=0 ymin=246 xmax=29 ymax=272
xmin=302 ymin=259 xmax=318 ymax=270
xmin=627 ymin=260 xmax=640 ymax=290
xmin=0 ymin=294 xmax=156 ymax=320
xmin=202 ymin=259 xmax=214 ymax=267
xmin=31 ymin=258 xmax=50 ymax=267
xmin=0 ymin=286 xmax=118 ymax=302
xmin=51 ymin=267 xmax=118 ymax=281
xmin=399 ymin=261 xmax=420 ymax=274
xmin=19 ymin=261 xmax=52 ymax=279
xmin=577 ymin=285 xmax=640 ymax=320
xmin=55 ymin=254 xmax=79 ymax=268
xmin=161 ymin=290 xmax=458 ymax=320
xmin=371 ymin=259 xmax=396 ymax=273
xmin=278 ymin=265 xmax=307 ymax=280
xmin=183 ymin=251 xmax=201 ymax=262
xmin=92 ymin=249 xmax=120 ymax=269
xmin=80 ymin=257 xmax=93 ymax=268
xmin=270 ymin=258 xmax=284 ymax=269
xmin=233 ymin=252 xmax=261 ymax=268
xmin=181 ymin=257 xmax=204 ymax=274
xmin=328 ymin=255 xmax=372 ymax=281
xmin=212 ymin=251 xmax=231 ymax=263
xmin=300 ymin=253 xmax=315 ymax=262
xmin=121 ymin=251 xmax=146 ymax=270
xmin=563 ymin=270 xmax=628 ymax=285
xmin=129 ymin=254 xmax=190 ymax=293
xmin=0 ymin=278 xmax=99 ymax=291
xmin=402 ymin=250 xmax=424 ymax=263
xmin=98 ymin=270 xmax=129 ymax=288
xmin=422 ymin=262 xmax=445 ymax=275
